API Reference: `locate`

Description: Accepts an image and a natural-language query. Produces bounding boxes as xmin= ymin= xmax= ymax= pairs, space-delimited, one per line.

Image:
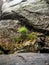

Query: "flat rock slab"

xmin=0 ymin=53 xmax=49 ymax=65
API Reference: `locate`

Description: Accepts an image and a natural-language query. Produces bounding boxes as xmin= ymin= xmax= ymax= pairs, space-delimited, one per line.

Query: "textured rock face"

xmin=0 ymin=20 xmax=19 ymax=28
xmin=1 ymin=0 xmax=49 ymax=32
xmin=0 ymin=0 xmax=3 ymax=12
xmin=0 ymin=53 xmax=49 ymax=65
xmin=0 ymin=0 xmax=3 ymax=9
xmin=2 ymin=0 xmax=41 ymax=12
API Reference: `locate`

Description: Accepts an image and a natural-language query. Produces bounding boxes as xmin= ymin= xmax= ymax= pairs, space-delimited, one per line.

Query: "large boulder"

xmin=1 ymin=0 xmax=49 ymax=34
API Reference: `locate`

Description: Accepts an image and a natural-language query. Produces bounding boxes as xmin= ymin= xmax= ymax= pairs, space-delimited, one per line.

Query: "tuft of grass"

xmin=18 ymin=26 xmax=28 ymax=39
xmin=18 ymin=26 xmax=28 ymax=35
xmin=27 ymin=32 xmax=37 ymax=40
xmin=14 ymin=36 xmax=21 ymax=43
xmin=0 ymin=50 xmax=4 ymax=54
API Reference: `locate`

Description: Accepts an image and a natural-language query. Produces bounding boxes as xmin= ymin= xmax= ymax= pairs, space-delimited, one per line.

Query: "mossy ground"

xmin=0 ymin=27 xmax=39 ymax=54
xmin=0 ymin=26 xmax=48 ymax=54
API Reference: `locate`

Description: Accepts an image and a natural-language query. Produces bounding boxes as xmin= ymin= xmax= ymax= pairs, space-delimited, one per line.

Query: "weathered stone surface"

xmin=0 ymin=20 xmax=19 ymax=28
xmin=0 ymin=0 xmax=3 ymax=10
xmin=0 ymin=53 xmax=49 ymax=65
xmin=1 ymin=0 xmax=49 ymax=33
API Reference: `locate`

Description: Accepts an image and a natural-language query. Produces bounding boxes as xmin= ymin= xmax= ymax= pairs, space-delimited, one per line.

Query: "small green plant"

xmin=0 ymin=50 xmax=4 ymax=54
xmin=18 ymin=26 xmax=28 ymax=34
xmin=14 ymin=36 xmax=21 ymax=43
xmin=27 ymin=32 xmax=37 ymax=40
xmin=18 ymin=27 xmax=28 ymax=39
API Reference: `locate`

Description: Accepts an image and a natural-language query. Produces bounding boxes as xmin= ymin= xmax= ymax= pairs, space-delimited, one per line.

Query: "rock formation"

xmin=0 ymin=2 xmax=49 ymax=65
xmin=1 ymin=0 xmax=49 ymax=35
xmin=0 ymin=0 xmax=49 ymax=54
